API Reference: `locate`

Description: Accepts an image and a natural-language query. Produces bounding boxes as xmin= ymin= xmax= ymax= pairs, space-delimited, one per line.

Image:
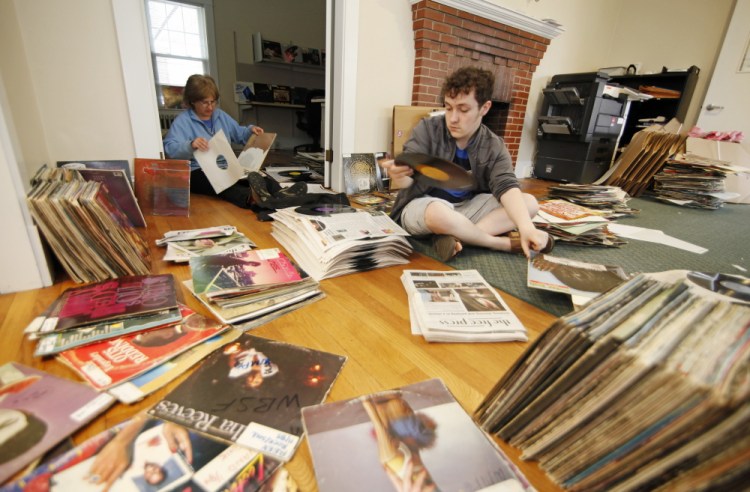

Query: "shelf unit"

xmin=610 ymin=65 xmax=700 ymax=146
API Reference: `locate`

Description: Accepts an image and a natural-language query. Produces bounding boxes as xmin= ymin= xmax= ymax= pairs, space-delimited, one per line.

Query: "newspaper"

xmin=401 ymin=269 xmax=527 ymax=343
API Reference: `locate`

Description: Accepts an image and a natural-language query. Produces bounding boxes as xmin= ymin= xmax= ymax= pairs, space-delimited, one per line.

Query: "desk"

xmin=0 ymin=187 xmax=561 ymax=491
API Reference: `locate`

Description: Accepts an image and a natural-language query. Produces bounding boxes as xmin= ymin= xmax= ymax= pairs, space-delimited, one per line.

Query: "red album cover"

xmin=134 ymin=158 xmax=190 ymax=217
xmin=46 ymin=275 xmax=178 ymax=333
xmin=189 ymin=248 xmax=305 ymax=296
xmin=57 ymin=305 xmax=230 ymax=390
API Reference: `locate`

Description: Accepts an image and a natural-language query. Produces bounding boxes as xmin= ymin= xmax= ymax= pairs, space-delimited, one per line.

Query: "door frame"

xmin=113 ymin=0 xmax=356 ymax=187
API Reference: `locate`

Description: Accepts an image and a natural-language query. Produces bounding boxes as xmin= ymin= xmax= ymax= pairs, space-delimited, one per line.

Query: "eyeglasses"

xmin=196 ymin=99 xmax=218 ymax=107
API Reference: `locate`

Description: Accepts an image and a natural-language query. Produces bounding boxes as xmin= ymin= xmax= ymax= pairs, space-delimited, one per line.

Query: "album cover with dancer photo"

xmin=301 ymin=378 xmax=532 ymax=492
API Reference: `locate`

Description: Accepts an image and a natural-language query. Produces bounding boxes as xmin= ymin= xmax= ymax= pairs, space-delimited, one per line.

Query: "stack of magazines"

xmin=401 ymin=269 xmax=527 ymax=342
xmin=26 ymin=166 xmax=151 ymax=283
xmin=475 ymin=269 xmax=750 ymax=491
xmin=183 ymin=248 xmax=324 ymax=326
xmin=650 ymin=152 xmax=744 ymax=209
xmin=270 ymin=206 xmax=412 ymax=280
xmin=155 ymin=225 xmax=257 ymax=263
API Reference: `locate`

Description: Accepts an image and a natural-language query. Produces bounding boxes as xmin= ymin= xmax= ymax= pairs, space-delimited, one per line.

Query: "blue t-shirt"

xmin=429 ymin=147 xmax=473 ymax=203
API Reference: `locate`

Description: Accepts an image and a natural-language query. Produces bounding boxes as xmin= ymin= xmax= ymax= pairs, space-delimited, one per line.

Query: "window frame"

xmin=144 ymin=0 xmax=218 ymax=108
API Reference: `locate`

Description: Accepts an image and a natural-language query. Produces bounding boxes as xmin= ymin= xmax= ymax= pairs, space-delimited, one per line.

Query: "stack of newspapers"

xmin=270 ymin=206 xmax=412 ymax=280
xmin=401 ymin=269 xmax=527 ymax=343
xmin=475 ymin=269 xmax=750 ymax=491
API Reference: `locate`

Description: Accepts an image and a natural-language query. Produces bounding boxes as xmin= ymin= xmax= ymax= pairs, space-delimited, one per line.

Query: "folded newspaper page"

xmin=401 ymin=269 xmax=527 ymax=343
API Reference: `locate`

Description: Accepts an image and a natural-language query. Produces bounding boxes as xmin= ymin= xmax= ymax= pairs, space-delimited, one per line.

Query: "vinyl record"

xmin=350 ymin=194 xmax=386 ymax=206
xmin=278 ymin=170 xmax=313 ymax=181
xmin=394 ymin=153 xmax=474 ymax=190
xmin=295 ymin=203 xmax=357 ymax=216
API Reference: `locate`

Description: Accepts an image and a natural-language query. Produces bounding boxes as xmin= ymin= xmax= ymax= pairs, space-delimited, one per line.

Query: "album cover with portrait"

xmin=3 ymin=413 xmax=281 ymax=492
xmin=301 ymin=378 xmax=532 ymax=492
xmin=57 ymin=305 xmax=230 ymax=391
xmin=0 ymin=363 xmax=114 ymax=484
xmin=148 ymin=333 xmax=346 ymax=462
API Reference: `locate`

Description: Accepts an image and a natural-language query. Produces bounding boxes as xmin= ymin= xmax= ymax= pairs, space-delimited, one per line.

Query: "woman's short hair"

xmin=441 ymin=66 xmax=495 ymax=106
xmin=183 ymin=74 xmax=220 ymax=108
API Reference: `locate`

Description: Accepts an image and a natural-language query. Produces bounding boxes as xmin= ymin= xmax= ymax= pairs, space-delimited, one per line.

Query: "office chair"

xmin=294 ymin=89 xmax=325 ymax=153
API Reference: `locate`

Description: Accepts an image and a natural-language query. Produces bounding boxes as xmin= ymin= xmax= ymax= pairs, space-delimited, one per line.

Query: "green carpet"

xmin=409 ymin=196 xmax=750 ymax=317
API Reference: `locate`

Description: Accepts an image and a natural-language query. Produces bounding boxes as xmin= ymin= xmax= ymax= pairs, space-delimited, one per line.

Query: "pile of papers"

xmin=533 ymin=199 xmax=626 ymax=247
xmin=155 ymin=225 xmax=257 ymax=263
xmin=183 ymin=248 xmax=323 ymax=326
xmin=651 ymin=152 xmax=744 ymax=209
xmin=270 ymin=207 xmax=412 ymax=280
xmin=400 ymin=269 xmax=527 ymax=343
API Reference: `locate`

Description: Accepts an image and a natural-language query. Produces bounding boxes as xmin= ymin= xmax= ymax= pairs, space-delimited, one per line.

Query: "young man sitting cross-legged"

xmin=381 ymin=66 xmax=553 ymax=261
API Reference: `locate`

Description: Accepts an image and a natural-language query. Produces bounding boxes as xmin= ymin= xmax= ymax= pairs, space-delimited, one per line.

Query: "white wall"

xmin=214 ymin=0 xmax=327 ymax=122
xmin=352 ymin=0 xmax=735 ymax=170
xmin=7 ymin=0 xmax=136 ymax=183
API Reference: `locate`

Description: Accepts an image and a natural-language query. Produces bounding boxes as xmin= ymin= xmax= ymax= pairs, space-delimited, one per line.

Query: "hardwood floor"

xmin=0 ymin=179 xmax=561 ymax=491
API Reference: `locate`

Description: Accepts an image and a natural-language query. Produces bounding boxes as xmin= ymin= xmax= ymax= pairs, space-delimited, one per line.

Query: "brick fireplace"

xmin=409 ymin=0 xmax=562 ymax=163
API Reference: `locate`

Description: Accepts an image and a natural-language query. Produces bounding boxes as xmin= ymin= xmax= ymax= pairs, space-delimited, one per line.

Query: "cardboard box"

xmin=686 ymin=137 xmax=750 ymax=204
xmin=392 ymin=105 xmax=444 ymax=157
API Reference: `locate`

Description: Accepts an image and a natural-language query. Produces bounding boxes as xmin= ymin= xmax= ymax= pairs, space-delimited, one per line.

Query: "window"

xmin=145 ymin=0 xmax=217 ymax=107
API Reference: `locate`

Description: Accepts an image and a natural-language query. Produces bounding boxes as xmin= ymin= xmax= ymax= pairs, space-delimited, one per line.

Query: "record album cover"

xmin=302 ymin=378 xmax=532 ymax=492
xmin=148 ymin=333 xmax=346 ymax=461
xmin=189 ymin=249 xmax=304 ymax=296
xmin=57 ymin=305 xmax=229 ymax=391
xmin=3 ymin=413 xmax=281 ymax=492
xmin=43 ymin=275 xmax=178 ymax=333
xmin=0 ymin=363 xmax=114 ymax=484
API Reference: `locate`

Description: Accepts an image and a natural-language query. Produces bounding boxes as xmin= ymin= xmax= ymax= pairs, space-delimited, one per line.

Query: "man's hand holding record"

xmin=394 ymin=153 xmax=474 ymax=190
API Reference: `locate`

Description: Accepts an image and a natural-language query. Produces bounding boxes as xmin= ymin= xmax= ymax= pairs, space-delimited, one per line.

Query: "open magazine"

xmin=401 ymin=269 xmax=527 ymax=343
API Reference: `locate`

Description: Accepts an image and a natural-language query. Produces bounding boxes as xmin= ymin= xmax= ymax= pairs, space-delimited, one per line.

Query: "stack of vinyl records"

xmin=474 ymin=270 xmax=750 ymax=491
xmin=546 ymin=183 xmax=639 ymax=216
xmin=533 ymin=199 xmax=626 ymax=247
xmin=183 ymin=248 xmax=324 ymax=326
xmin=651 ymin=152 xmax=743 ymax=209
xmin=26 ymin=166 xmax=151 ymax=283
xmin=24 ymin=274 xmax=241 ymax=404
xmin=270 ymin=204 xmax=412 ymax=280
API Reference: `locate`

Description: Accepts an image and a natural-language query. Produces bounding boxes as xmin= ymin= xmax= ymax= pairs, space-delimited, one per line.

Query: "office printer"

xmin=534 ymin=71 xmax=626 ymax=183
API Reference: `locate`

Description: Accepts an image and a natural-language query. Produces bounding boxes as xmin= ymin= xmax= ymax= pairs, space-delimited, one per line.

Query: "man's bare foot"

xmin=433 ymin=235 xmax=462 ymax=262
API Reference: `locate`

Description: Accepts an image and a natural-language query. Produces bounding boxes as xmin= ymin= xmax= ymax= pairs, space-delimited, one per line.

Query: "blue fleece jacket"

xmin=163 ymin=108 xmax=255 ymax=170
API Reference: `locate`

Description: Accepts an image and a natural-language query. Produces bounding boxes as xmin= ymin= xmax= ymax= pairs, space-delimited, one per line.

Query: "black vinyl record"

xmin=295 ymin=203 xmax=357 ymax=216
xmin=394 ymin=153 xmax=474 ymax=190
xmin=278 ymin=170 xmax=313 ymax=181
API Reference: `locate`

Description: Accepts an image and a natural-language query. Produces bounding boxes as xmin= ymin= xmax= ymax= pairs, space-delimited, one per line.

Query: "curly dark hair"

xmin=441 ymin=66 xmax=495 ymax=106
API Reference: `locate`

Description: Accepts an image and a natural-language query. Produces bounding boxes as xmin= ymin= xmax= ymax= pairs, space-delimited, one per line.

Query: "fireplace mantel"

xmin=409 ymin=0 xmax=564 ymax=40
